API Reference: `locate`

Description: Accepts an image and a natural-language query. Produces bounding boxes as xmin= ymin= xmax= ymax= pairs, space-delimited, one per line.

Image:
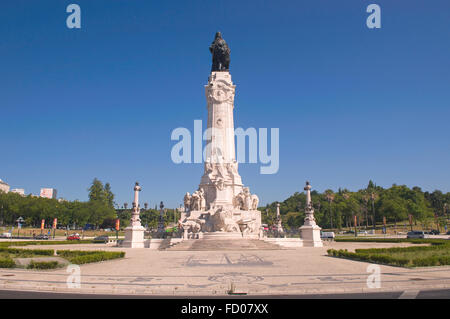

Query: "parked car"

xmin=0 ymin=233 xmax=12 ymax=238
xmin=446 ymin=231 xmax=450 ymax=235
xmin=93 ymin=235 xmax=109 ymax=243
xmin=321 ymin=231 xmax=335 ymax=239
xmin=67 ymin=233 xmax=80 ymax=240
xmin=429 ymin=229 xmax=440 ymax=235
xmin=407 ymin=231 xmax=426 ymax=239
xmin=35 ymin=234 xmax=49 ymax=240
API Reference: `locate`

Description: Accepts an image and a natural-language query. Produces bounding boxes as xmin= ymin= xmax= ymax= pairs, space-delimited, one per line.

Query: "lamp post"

xmin=158 ymin=201 xmax=165 ymax=235
xmin=16 ymin=217 xmax=24 ymax=238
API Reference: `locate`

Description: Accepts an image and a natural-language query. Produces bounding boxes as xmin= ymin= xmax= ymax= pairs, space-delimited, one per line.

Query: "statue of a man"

xmin=199 ymin=188 xmax=206 ymax=210
xmin=184 ymin=192 xmax=191 ymax=211
xmin=191 ymin=191 xmax=200 ymax=211
xmin=209 ymin=31 xmax=230 ymax=72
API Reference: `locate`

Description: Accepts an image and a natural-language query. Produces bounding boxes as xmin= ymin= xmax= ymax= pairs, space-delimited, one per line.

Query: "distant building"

xmin=11 ymin=189 xmax=25 ymax=196
xmin=0 ymin=179 xmax=10 ymax=193
xmin=40 ymin=188 xmax=57 ymax=199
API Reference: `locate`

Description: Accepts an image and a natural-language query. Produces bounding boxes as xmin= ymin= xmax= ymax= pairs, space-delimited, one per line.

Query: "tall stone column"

xmin=299 ymin=181 xmax=323 ymax=247
xmin=122 ymin=182 xmax=145 ymax=248
xmin=181 ymin=32 xmax=261 ymax=239
xmin=275 ymin=203 xmax=284 ymax=234
xmin=199 ymin=71 xmax=243 ymax=209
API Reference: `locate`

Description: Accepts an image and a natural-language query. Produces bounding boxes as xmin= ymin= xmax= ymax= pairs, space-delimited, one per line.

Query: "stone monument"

xmin=122 ymin=182 xmax=145 ymax=248
xmin=275 ymin=203 xmax=285 ymax=235
xmin=299 ymin=181 xmax=323 ymax=247
xmin=180 ymin=32 xmax=261 ymax=239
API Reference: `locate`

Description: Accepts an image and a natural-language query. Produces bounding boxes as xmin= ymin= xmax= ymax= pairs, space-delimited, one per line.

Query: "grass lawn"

xmin=328 ymin=238 xmax=450 ymax=267
xmin=0 ymin=241 xmax=125 ymax=269
xmin=1 ymin=226 xmax=124 ymax=238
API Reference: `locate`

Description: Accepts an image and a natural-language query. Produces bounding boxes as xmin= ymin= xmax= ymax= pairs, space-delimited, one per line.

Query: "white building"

xmin=11 ymin=189 xmax=25 ymax=196
xmin=40 ymin=188 xmax=57 ymax=199
xmin=0 ymin=179 xmax=10 ymax=193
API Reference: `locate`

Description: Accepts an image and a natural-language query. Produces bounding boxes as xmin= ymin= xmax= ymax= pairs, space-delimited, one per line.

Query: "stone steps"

xmin=165 ymin=239 xmax=284 ymax=251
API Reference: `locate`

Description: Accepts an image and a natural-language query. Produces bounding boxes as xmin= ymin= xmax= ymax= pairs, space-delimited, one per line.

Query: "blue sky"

xmin=1 ymin=1 xmax=449 ymax=208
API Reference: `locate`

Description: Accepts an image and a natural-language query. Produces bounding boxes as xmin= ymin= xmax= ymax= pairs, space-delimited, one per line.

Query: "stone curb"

xmin=1 ymin=281 xmax=449 ymax=296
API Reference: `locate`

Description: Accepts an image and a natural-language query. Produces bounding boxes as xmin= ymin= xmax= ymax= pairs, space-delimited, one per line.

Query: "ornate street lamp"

xmin=16 ymin=216 xmax=24 ymax=238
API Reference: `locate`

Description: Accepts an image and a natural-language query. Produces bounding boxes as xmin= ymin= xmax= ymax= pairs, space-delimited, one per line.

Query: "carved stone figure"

xmin=191 ymin=191 xmax=200 ymax=211
xmin=213 ymin=177 xmax=225 ymax=191
xmin=239 ymin=218 xmax=258 ymax=236
xmin=199 ymin=188 xmax=206 ymax=210
xmin=233 ymin=187 xmax=259 ymax=211
xmin=251 ymin=194 xmax=259 ymax=210
xmin=182 ymin=219 xmax=202 ymax=234
xmin=209 ymin=31 xmax=230 ymax=72
xmin=211 ymin=211 xmax=240 ymax=233
xmin=184 ymin=192 xmax=191 ymax=211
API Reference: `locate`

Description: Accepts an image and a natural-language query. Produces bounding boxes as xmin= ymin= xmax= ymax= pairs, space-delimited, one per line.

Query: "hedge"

xmin=335 ymin=238 xmax=449 ymax=245
xmin=57 ymin=250 xmax=125 ymax=265
xmin=27 ymin=260 xmax=59 ymax=270
xmin=0 ymin=247 xmax=54 ymax=256
xmin=327 ymin=248 xmax=450 ymax=268
xmin=0 ymin=258 xmax=16 ymax=268
xmin=0 ymin=240 xmax=94 ymax=248
xmin=0 ymin=240 xmax=125 ymax=268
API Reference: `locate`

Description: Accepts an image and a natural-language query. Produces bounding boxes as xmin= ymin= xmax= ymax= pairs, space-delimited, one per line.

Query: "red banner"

xmin=52 ymin=218 xmax=57 ymax=229
xmin=408 ymin=214 xmax=413 ymax=225
xmin=115 ymin=219 xmax=120 ymax=231
xmin=41 ymin=219 xmax=45 ymax=230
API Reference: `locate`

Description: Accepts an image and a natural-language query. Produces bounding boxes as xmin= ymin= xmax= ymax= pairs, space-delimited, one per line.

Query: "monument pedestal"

xmin=122 ymin=225 xmax=145 ymax=248
xmin=299 ymin=224 xmax=323 ymax=247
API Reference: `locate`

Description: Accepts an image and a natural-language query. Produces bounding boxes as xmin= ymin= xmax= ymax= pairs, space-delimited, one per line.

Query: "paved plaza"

xmin=0 ymin=241 xmax=449 ymax=296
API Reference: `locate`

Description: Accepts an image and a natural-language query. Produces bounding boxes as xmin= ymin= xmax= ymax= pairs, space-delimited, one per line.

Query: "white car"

xmin=321 ymin=232 xmax=335 ymax=239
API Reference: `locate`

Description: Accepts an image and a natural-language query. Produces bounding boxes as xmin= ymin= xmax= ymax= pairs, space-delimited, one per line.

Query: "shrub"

xmin=57 ymin=250 xmax=125 ymax=264
xmin=0 ymin=258 xmax=15 ymax=268
xmin=27 ymin=261 xmax=59 ymax=269
xmin=328 ymin=246 xmax=449 ymax=268
xmin=336 ymin=238 xmax=449 ymax=246
xmin=0 ymin=247 xmax=54 ymax=257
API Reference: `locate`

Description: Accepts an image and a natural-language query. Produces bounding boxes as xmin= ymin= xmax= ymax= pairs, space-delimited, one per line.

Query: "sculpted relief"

xmin=233 ymin=187 xmax=259 ymax=211
xmin=184 ymin=188 xmax=206 ymax=212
